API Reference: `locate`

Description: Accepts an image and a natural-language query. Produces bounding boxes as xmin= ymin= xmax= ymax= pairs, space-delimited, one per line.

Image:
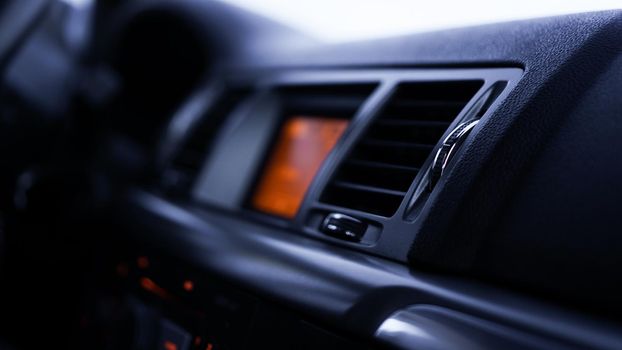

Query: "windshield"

xmin=220 ymin=0 xmax=620 ymax=43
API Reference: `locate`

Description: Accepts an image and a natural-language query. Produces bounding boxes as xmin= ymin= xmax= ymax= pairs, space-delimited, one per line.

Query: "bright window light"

xmin=221 ymin=0 xmax=621 ymax=43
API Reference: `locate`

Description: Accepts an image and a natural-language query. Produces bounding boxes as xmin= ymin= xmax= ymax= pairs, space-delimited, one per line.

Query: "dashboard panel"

xmin=162 ymin=68 xmax=522 ymax=261
xmin=99 ymin=2 xmax=622 ymax=348
xmin=1 ymin=1 xmax=622 ymax=349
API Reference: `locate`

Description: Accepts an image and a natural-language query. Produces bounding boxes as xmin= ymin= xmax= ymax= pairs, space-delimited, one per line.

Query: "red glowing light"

xmin=183 ymin=279 xmax=195 ymax=292
xmin=139 ymin=277 xmax=170 ymax=299
xmin=137 ymin=256 xmax=150 ymax=269
xmin=163 ymin=340 xmax=178 ymax=350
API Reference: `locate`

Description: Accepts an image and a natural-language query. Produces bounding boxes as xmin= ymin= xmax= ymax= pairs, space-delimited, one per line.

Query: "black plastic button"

xmin=320 ymin=213 xmax=367 ymax=242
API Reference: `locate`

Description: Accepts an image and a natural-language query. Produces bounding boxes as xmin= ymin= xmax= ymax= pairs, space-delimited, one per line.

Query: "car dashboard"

xmin=0 ymin=1 xmax=621 ymax=349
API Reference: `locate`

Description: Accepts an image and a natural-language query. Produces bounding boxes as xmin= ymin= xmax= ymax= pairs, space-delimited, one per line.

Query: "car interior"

xmin=0 ymin=0 xmax=622 ymax=349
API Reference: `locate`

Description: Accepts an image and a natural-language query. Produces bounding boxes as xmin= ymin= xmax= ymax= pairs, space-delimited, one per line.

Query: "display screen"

xmin=251 ymin=116 xmax=349 ymax=218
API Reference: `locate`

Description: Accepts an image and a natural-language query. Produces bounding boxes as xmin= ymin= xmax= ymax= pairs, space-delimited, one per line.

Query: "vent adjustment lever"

xmin=428 ymin=119 xmax=479 ymax=190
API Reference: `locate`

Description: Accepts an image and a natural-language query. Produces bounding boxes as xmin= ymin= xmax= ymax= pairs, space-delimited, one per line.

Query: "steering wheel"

xmin=0 ymin=0 xmax=51 ymax=269
xmin=0 ymin=0 xmax=50 ymax=70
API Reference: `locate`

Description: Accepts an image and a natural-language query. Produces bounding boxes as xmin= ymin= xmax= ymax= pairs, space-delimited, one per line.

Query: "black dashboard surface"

xmin=102 ymin=1 xmax=622 ymax=347
xmin=2 ymin=1 xmax=622 ymax=349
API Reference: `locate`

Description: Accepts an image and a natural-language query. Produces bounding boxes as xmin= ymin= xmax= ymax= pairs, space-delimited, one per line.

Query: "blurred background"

xmin=66 ymin=0 xmax=622 ymax=42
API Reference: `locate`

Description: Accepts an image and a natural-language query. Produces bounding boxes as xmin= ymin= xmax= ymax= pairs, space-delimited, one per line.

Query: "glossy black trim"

xmin=120 ymin=190 xmax=622 ymax=349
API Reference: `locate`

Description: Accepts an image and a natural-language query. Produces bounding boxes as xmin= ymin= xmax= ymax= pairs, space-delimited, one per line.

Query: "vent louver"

xmin=165 ymin=89 xmax=250 ymax=192
xmin=321 ymin=81 xmax=483 ymax=217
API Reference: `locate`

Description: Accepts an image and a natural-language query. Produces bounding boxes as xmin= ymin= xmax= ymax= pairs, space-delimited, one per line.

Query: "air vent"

xmin=321 ymin=81 xmax=483 ymax=217
xmin=164 ymin=89 xmax=251 ymax=193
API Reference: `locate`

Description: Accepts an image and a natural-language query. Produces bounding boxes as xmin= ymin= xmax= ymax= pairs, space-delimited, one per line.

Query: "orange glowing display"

xmin=163 ymin=341 xmax=178 ymax=350
xmin=252 ymin=116 xmax=349 ymax=218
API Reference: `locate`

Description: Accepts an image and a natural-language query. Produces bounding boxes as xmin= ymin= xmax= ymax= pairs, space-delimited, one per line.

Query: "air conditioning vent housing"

xmin=320 ymin=81 xmax=483 ymax=217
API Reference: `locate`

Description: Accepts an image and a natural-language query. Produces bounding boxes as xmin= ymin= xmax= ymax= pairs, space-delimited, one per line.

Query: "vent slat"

xmin=361 ymin=139 xmax=437 ymax=150
xmin=353 ymin=143 xmax=432 ymax=167
xmin=322 ymin=185 xmax=404 ymax=217
xmin=321 ymin=80 xmax=483 ymax=217
xmin=376 ymin=119 xmax=451 ymax=128
xmin=387 ymin=99 xmax=468 ymax=105
xmin=368 ymin=125 xmax=448 ymax=145
xmin=346 ymin=159 xmax=420 ymax=172
xmin=332 ymin=180 xmax=407 ymax=197
xmin=337 ymin=161 xmax=418 ymax=192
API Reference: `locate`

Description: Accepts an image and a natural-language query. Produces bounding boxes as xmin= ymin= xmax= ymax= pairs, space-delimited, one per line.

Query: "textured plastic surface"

xmin=112 ymin=0 xmax=622 ymax=332
xmin=122 ymin=190 xmax=622 ymax=349
xmin=474 ymin=53 xmax=622 ymax=317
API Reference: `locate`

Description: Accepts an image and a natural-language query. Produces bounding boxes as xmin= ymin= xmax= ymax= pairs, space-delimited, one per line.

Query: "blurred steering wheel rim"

xmin=0 ymin=0 xmax=51 ymax=270
xmin=0 ymin=0 xmax=51 ymax=74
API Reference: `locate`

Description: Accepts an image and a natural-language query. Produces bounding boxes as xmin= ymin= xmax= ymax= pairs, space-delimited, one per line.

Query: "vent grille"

xmin=321 ymin=81 xmax=483 ymax=217
xmin=164 ymin=89 xmax=250 ymax=192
